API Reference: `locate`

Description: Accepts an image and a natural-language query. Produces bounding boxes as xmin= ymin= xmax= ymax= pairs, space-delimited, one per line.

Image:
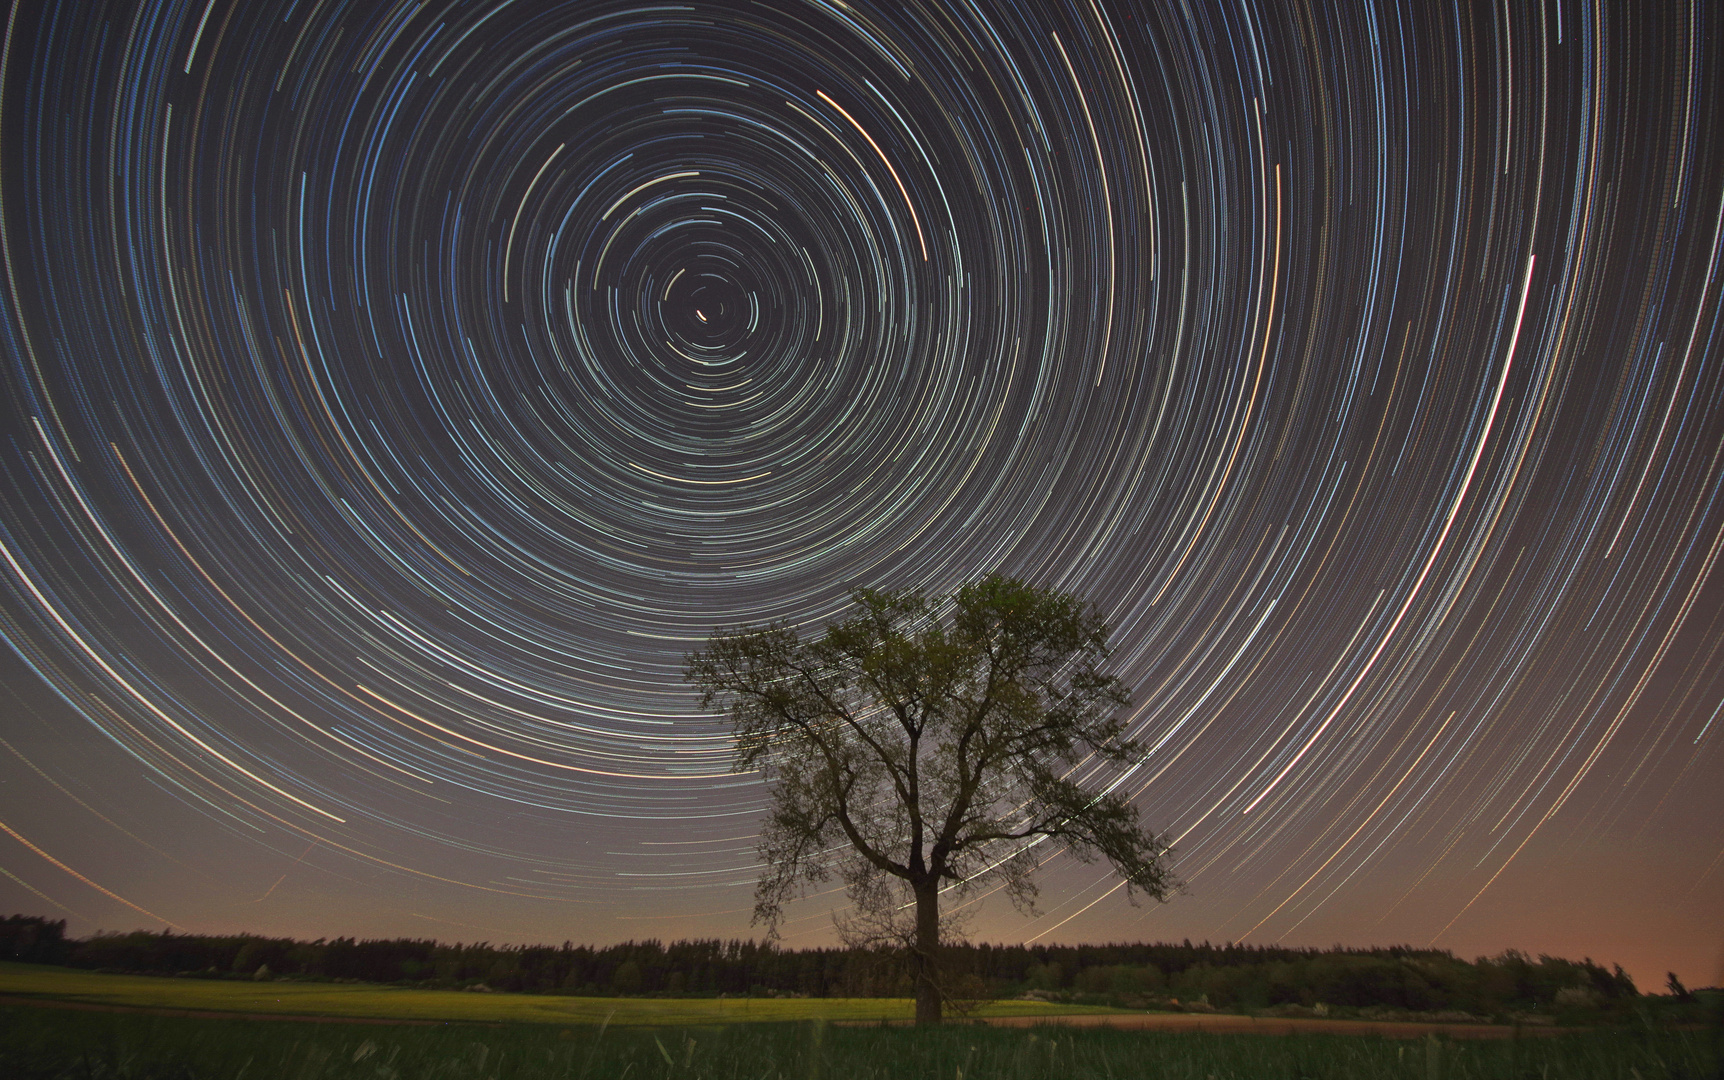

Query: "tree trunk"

xmin=911 ymin=878 xmax=942 ymax=1025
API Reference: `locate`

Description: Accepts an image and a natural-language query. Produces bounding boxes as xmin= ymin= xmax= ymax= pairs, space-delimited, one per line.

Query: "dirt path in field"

xmin=974 ymin=1011 xmax=1570 ymax=1039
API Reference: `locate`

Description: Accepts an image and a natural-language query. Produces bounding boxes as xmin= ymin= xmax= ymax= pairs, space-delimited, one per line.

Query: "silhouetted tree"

xmin=0 ymin=915 xmax=70 ymax=964
xmin=687 ymin=574 xmax=1179 ymax=1023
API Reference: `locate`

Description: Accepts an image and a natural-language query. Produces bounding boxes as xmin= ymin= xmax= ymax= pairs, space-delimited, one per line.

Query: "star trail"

xmin=0 ymin=0 xmax=1720 ymax=988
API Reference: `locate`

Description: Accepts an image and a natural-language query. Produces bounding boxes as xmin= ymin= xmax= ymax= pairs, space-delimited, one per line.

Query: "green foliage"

xmin=1073 ymin=964 xmax=1164 ymax=996
xmin=1031 ymin=946 xmax=1642 ymax=1020
xmin=612 ymin=959 xmax=644 ymax=994
xmin=55 ymin=930 xmax=830 ymax=996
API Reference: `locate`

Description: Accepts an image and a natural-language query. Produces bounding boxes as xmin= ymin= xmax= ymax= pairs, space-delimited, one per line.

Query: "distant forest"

xmin=1 ymin=913 xmax=1646 ymax=1019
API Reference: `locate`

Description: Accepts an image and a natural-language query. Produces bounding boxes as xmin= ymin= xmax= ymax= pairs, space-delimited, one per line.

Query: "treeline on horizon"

xmin=1 ymin=913 xmax=1644 ymax=1018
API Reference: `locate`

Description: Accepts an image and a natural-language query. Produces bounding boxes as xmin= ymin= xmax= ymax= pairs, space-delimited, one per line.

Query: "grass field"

xmin=0 ymin=962 xmax=1093 ymax=1026
xmin=2 ymin=962 xmax=1717 ymax=1078
xmin=0 ymin=1001 xmax=1716 ymax=1080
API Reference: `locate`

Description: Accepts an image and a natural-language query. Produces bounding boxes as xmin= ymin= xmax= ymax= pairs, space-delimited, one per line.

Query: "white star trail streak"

xmin=0 ymin=0 xmax=1719 ymax=986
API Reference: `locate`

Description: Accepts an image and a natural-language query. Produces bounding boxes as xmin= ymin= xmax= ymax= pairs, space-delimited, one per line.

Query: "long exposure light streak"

xmin=0 ymin=0 xmax=1717 ymax=987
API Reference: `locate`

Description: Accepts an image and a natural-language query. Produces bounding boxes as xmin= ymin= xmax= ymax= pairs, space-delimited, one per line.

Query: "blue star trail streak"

xmin=0 ymin=0 xmax=1720 ymax=984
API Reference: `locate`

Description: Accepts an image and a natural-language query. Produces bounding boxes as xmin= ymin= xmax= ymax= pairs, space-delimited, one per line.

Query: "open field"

xmin=0 ymin=962 xmax=1646 ymax=1041
xmin=0 ymin=964 xmax=1716 ymax=1078
xmin=0 ymin=962 xmax=1585 ymax=1039
xmin=0 ymin=961 xmax=1095 ymax=1026
xmin=1 ymin=1001 xmax=1716 ymax=1080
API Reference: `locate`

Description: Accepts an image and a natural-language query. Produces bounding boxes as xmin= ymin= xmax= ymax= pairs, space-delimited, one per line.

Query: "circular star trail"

xmin=0 ymin=0 xmax=1720 ymax=977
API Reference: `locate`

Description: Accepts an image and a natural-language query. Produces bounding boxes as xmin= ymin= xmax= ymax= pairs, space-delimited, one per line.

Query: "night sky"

xmin=1 ymin=0 xmax=1720 ymax=990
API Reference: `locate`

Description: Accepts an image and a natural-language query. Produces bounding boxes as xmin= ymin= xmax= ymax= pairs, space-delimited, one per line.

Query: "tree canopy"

xmin=686 ymin=573 xmax=1178 ymax=1023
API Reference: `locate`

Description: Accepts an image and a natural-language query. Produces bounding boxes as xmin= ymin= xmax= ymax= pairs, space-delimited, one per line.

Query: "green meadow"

xmin=1 ymin=962 xmax=1719 ymax=1078
xmin=0 ymin=961 xmax=1092 ymax=1026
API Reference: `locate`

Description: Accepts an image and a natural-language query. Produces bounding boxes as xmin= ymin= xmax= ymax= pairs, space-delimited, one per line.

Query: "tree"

xmin=686 ymin=573 xmax=1178 ymax=1024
